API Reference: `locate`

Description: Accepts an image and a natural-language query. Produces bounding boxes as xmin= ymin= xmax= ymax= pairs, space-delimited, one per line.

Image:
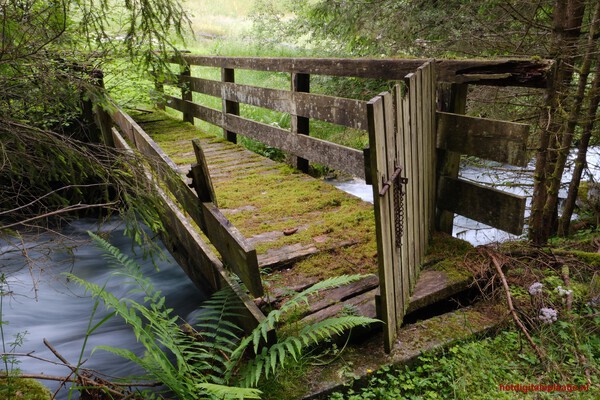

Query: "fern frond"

xmin=196 ymin=383 xmax=262 ymax=399
xmin=232 ymin=275 xmax=379 ymax=388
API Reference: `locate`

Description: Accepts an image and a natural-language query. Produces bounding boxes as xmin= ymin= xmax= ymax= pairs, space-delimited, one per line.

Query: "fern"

xmin=71 ymin=232 xmax=379 ymax=398
xmin=227 ymin=275 xmax=380 ymax=387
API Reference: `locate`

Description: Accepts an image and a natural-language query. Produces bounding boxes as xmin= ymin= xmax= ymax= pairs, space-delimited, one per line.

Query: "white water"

xmin=331 ymin=147 xmax=600 ymax=246
xmin=1 ymin=219 xmax=207 ymax=398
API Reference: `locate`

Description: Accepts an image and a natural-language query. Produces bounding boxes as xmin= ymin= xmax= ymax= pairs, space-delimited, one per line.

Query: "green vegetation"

xmin=0 ymin=378 xmax=51 ymax=400
xmin=66 ymin=232 xmax=377 ymax=399
xmin=330 ymin=326 xmax=597 ymax=399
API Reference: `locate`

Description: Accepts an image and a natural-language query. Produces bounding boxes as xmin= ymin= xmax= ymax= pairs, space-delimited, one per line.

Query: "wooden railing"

xmin=146 ymin=55 xmax=551 ymax=350
xmin=156 ymin=56 xmax=551 ymax=179
xmin=96 ymin=104 xmax=267 ymax=335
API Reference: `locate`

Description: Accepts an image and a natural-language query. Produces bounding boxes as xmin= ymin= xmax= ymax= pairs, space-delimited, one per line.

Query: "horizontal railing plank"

xmin=225 ymin=114 xmax=366 ymax=179
xmin=436 ymin=112 xmax=530 ymax=166
xmin=165 ymin=96 xmax=224 ymax=127
xmin=174 ymin=76 xmax=369 ymax=129
xmin=173 ymin=55 xmax=551 ymax=87
xmin=438 ymin=176 xmax=526 ymax=235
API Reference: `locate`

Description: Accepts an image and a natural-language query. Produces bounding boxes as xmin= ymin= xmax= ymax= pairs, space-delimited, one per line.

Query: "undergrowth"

xmin=68 ymin=232 xmax=377 ymax=399
xmin=330 ymin=236 xmax=600 ymax=400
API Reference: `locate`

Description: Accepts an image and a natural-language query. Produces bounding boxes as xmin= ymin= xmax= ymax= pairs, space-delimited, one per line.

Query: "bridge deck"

xmin=133 ymin=110 xmax=380 ymax=315
xmin=130 ymin=110 xmax=473 ymax=325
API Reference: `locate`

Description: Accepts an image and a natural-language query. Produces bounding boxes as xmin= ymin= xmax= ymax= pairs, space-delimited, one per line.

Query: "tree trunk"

xmin=547 ymin=2 xmax=600 ymax=236
xmin=558 ymin=49 xmax=600 ymax=234
xmin=529 ymin=0 xmax=586 ymax=245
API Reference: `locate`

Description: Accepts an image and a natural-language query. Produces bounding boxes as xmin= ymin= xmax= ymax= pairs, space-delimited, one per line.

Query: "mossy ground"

xmin=0 ymin=378 xmax=51 ymax=400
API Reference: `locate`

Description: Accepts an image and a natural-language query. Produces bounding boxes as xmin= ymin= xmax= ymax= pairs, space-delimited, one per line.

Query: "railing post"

xmin=222 ymin=67 xmax=239 ymax=143
xmin=435 ymin=83 xmax=468 ymax=233
xmin=181 ymin=64 xmax=194 ymax=124
xmin=291 ymin=72 xmax=310 ymax=173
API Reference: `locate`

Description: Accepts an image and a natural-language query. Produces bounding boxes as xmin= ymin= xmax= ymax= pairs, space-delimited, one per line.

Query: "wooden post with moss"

xmin=291 ymin=72 xmax=310 ymax=173
xmin=181 ymin=64 xmax=194 ymax=124
xmin=222 ymin=67 xmax=239 ymax=143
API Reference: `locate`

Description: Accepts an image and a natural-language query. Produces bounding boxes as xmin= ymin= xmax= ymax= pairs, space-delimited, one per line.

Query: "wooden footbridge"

xmin=94 ymin=55 xmax=551 ymax=352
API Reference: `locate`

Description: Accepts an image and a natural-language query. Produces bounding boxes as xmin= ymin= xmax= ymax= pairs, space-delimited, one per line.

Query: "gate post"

xmin=435 ymin=83 xmax=467 ymax=233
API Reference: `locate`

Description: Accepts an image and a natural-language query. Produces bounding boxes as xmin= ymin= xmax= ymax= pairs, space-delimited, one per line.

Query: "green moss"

xmin=425 ymin=232 xmax=474 ymax=261
xmin=568 ymin=250 xmax=600 ymax=267
xmin=131 ymin=111 xmax=379 ymax=282
xmin=0 ymin=378 xmax=51 ymax=400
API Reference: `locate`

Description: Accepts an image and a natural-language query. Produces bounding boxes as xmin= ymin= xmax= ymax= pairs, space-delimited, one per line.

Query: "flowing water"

xmin=1 ymin=219 xmax=207 ymax=398
xmin=332 ymin=146 xmax=600 ymax=246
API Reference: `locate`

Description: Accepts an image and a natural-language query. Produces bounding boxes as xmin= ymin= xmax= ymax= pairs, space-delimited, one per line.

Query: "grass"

xmin=326 ymin=226 xmax=600 ymax=399
xmin=330 ymin=326 xmax=597 ymax=399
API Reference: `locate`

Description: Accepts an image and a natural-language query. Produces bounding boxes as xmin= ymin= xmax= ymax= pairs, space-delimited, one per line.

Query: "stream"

xmin=1 ymin=219 xmax=207 ymax=398
xmin=332 ymin=146 xmax=600 ymax=246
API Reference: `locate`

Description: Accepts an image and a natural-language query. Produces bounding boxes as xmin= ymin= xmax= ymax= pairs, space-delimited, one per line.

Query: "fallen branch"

xmin=561 ymin=266 xmax=573 ymax=313
xmin=0 ymin=373 xmax=159 ymax=387
xmin=479 ymin=247 xmax=546 ymax=361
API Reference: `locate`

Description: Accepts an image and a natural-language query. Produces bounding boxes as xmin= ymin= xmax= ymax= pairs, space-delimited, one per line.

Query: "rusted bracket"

xmin=379 ymin=166 xmax=408 ymax=197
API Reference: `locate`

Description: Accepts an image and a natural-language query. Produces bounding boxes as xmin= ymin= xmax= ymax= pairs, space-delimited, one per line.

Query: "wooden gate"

xmin=368 ymin=61 xmax=437 ymax=351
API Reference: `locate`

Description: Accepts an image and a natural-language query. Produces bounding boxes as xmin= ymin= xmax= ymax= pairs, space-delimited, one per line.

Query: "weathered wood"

xmin=256 ymin=239 xmax=358 ymax=270
xmin=175 ymin=76 xmax=369 ymax=130
xmin=181 ymin=64 xmax=194 ymax=124
xmin=304 ymin=274 xmax=379 ymax=315
xmin=435 ymin=83 xmax=468 ymax=234
xmin=436 ymin=112 xmax=530 ymax=166
xmin=222 ymin=67 xmax=239 ymax=143
xmin=190 ymin=139 xmax=217 ymax=205
xmin=438 ymin=176 xmax=526 ymax=235
xmin=112 ymin=107 xmax=263 ymax=297
xmin=179 ymin=75 xmax=221 ymax=97
xmin=368 ymin=92 xmax=396 ymax=352
xmin=301 ymin=287 xmax=378 ymax=325
xmin=176 ymin=56 xmax=552 ymax=87
xmin=111 ymin=127 xmax=268 ymax=336
xmin=200 ymin=202 xmax=264 ymax=297
xmin=291 ymin=72 xmax=310 ymax=172
xmin=383 ymin=91 xmax=403 ymax=330
xmin=165 ymin=95 xmax=224 ymax=127
xmin=396 ymin=84 xmax=413 ymax=309
xmin=225 ymin=114 xmax=366 ymax=179
xmin=95 ymin=105 xmax=115 ymax=147
xmin=406 ymin=72 xmax=424 ymax=266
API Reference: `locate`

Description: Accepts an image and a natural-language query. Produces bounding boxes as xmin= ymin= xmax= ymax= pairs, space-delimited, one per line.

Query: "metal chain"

xmin=393 ymin=173 xmax=408 ymax=248
xmin=378 ymin=166 xmax=408 ymax=248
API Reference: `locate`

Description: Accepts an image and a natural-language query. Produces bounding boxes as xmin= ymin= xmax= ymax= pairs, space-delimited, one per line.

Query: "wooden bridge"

xmin=94 ymin=55 xmax=551 ymax=352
